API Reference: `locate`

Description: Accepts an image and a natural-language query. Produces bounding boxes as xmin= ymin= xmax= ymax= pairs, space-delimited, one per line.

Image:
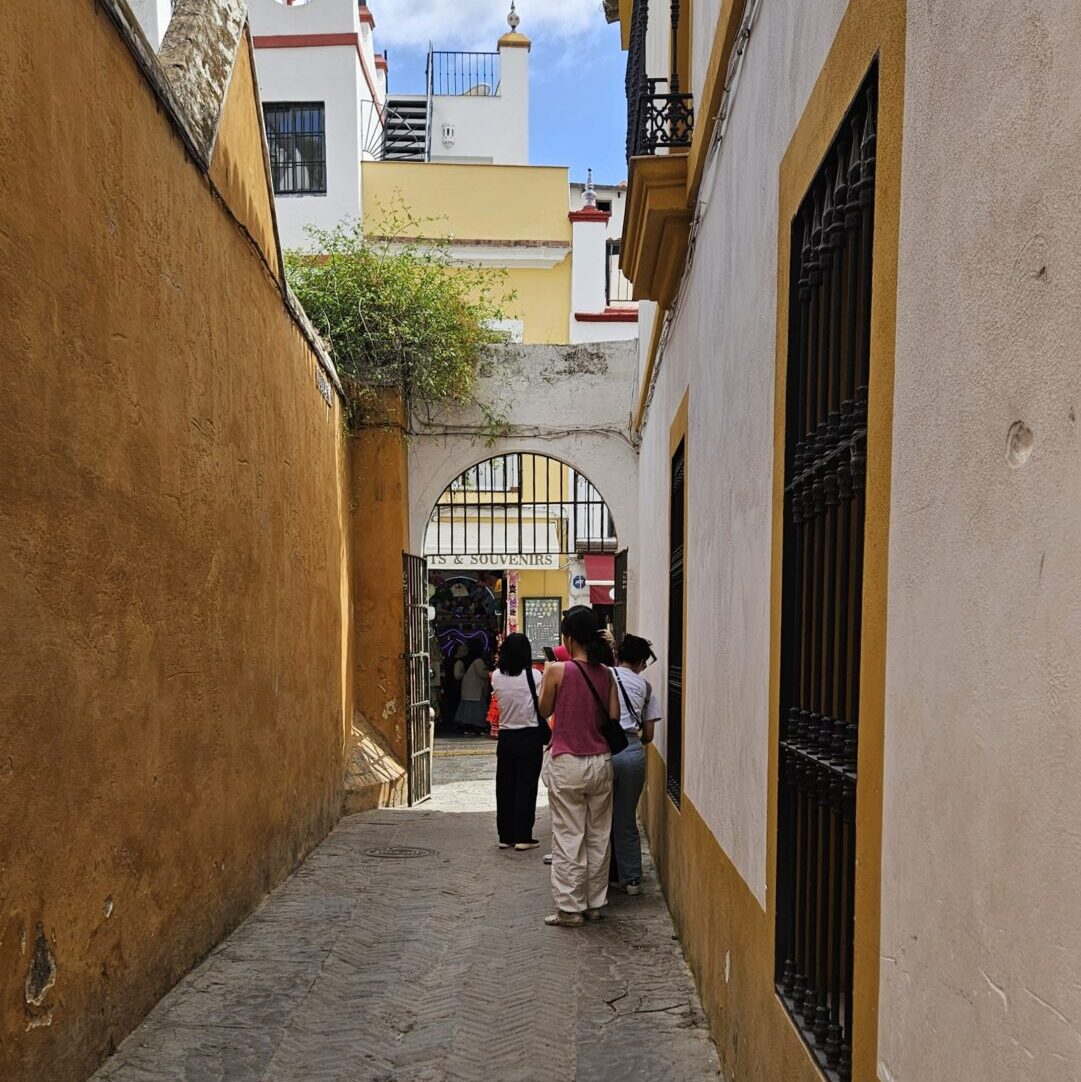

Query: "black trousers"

xmin=496 ymin=728 xmax=543 ymax=844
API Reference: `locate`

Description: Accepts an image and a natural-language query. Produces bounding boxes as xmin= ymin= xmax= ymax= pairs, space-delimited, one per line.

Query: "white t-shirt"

xmin=490 ymin=669 xmax=540 ymax=730
xmin=460 ymin=658 xmax=489 ymax=701
xmin=610 ymin=667 xmax=662 ymax=732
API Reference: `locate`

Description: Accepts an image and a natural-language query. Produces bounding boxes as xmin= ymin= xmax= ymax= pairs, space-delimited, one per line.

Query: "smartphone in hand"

xmin=542 ymin=646 xmax=557 ymax=662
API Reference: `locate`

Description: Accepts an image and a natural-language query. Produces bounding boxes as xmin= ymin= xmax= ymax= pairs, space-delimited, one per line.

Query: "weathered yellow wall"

xmin=208 ymin=34 xmax=280 ymax=273
xmin=362 ymin=161 xmax=573 ymax=343
xmin=642 ymin=749 xmax=822 ymax=1082
xmin=350 ymin=411 xmax=411 ymax=768
xmin=517 ymin=569 xmax=570 ymax=614
xmin=0 ymin=5 xmax=352 ymax=1080
xmin=502 ymin=263 xmax=573 ymax=345
xmin=363 ymin=161 xmax=572 ymax=242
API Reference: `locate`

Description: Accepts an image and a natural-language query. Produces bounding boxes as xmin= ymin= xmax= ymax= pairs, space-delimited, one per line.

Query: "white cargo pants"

xmin=541 ymin=751 xmax=614 ymax=913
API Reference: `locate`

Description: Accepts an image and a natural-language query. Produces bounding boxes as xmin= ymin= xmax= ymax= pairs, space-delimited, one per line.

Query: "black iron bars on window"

xmin=774 ymin=64 xmax=877 ymax=1082
xmin=666 ymin=440 xmax=685 ymax=807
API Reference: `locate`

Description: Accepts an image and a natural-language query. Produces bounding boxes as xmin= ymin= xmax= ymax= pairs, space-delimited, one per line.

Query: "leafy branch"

xmin=285 ymin=201 xmax=516 ymax=429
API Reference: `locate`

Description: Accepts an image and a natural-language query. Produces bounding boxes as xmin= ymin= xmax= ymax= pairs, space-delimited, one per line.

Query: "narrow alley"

xmin=92 ymin=745 xmax=721 ymax=1082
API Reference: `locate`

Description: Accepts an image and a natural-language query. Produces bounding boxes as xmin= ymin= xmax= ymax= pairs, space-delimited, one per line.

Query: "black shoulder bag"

xmin=524 ymin=666 xmax=552 ymax=746
xmin=570 ymin=661 xmax=629 ymax=755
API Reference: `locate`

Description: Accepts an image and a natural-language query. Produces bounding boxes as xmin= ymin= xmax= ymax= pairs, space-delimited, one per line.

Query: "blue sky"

xmin=375 ymin=2 xmax=629 ymax=186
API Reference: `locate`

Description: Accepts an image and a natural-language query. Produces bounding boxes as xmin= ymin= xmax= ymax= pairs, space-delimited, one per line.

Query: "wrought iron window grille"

xmin=263 ymin=102 xmax=327 ymax=196
xmin=774 ymin=65 xmax=878 ymax=1082
xmin=666 ymin=440 xmax=686 ymax=807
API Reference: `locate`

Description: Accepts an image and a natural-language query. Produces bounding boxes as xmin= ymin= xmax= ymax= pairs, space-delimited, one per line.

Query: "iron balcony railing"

xmin=426 ymin=50 xmax=501 ymax=97
xmin=605 ymin=239 xmax=635 ymax=305
xmin=630 ymin=77 xmax=694 ymax=157
xmin=624 ymin=0 xmax=694 ymax=158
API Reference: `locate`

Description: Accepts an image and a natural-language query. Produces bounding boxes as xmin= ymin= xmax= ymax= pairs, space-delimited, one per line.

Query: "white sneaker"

xmin=545 ymin=910 xmax=584 ymax=927
xmin=624 ymin=879 xmax=641 ymax=896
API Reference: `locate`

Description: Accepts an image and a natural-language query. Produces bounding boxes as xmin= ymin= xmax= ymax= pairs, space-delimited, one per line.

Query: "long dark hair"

xmin=497 ymin=633 xmax=533 ymax=677
xmin=560 ymin=607 xmax=608 ymax=666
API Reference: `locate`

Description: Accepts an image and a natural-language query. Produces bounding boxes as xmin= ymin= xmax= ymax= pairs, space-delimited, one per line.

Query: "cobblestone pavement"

xmin=94 ymin=750 xmax=722 ymax=1082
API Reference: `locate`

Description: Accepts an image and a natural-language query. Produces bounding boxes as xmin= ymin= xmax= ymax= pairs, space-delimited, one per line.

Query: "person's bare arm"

xmin=607 ymin=673 xmax=620 ymax=721
xmin=640 ymin=719 xmax=656 ymax=744
xmin=538 ymin=662 xmax=563 ymax=717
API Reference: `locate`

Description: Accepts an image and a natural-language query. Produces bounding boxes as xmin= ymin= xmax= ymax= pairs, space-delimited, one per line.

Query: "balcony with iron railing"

xmin=620 ymin=0 xmax=696 ymax=307
xmin=629 ymin=77 xmax=694 ymax=158
xmin=426 ymin=50 xmax=501 ymax=97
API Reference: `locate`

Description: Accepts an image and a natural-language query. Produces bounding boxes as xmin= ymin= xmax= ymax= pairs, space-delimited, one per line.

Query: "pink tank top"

xmin=549 ymin=662 xmax=612 ymax=757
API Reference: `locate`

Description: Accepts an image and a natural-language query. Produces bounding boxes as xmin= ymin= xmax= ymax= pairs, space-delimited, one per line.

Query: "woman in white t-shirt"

xmin=491 ymin=633 xmax=546 ymax=850
xmin=609 ymin=633 xmax=662 ymax=894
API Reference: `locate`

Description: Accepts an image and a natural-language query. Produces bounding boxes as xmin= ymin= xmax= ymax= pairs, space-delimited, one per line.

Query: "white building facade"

xmin=615 ymin=0 xmax=1081 ymax=1080
xmin=246 ymin=0 xmax=386 ymax=249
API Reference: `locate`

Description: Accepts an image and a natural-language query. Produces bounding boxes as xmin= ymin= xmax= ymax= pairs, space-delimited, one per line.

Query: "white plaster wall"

xmin=690 ymin=0 xmax=722 ymax=107
xmin=409 ymin=342 xmax=639 ymax=603
xmin=249 ymin=0 xmax=359 ymax=38
xmin=569 ymin=318 xmax=638 ymax=345
xmin=877 ymin=5 xmax=1081 ymax=1081
xmin=430 ymin=44 xmax=529 ymax=166
xmin=644 ymin=0 xmax=671 ymax=86
xmin=129 ymin=0 xmax=171 ymax=49
xmin=570 ymin=217 xmax=609 ymax=314
xmin=635 ymin=0 xmax=848 ymax=906
xmin=250 ymin=45 xmax=362 ymax=249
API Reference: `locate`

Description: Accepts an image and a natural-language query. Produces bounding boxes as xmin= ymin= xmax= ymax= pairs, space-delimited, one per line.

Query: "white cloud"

xmin=374 ymin=0 xmax=604 ymax=49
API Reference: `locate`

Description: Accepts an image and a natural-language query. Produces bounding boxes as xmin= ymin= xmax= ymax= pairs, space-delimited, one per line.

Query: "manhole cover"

xmin=365 ymin=846 xmax=437 ymax=859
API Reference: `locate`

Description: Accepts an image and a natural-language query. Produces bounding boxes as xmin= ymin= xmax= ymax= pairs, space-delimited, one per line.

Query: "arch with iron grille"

xmin=423 ymin=451 xmax=617 ymax=561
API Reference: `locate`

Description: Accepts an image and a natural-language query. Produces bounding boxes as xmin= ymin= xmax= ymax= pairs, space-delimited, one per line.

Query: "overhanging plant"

xmin=285 ymin=204 xmax=516 ymax=431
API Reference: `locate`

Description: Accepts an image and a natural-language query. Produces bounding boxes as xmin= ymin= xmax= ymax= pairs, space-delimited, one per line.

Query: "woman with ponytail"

xmin=536 ymin=607 xmax=620 ymax=927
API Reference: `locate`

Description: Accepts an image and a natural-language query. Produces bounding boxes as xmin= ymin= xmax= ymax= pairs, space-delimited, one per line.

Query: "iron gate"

xmin=403 ymin=552 xmax=432 ymax=805
xmin=613 ymin=548 xmax=629 ymax=643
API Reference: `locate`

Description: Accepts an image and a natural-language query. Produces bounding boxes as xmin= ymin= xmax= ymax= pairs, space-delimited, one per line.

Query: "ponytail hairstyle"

xmin=560 ymin=606 xmax=607 ymax=666
xmin=617 ymin=633 xmax=656 ymax=667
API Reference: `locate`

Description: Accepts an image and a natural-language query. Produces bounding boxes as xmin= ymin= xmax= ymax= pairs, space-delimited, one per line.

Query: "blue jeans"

xmin=610 ymin=734 xmax=645 ymax=883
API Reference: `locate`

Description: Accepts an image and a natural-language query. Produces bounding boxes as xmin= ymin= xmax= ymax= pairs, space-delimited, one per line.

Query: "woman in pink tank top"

xmin=537 ymin=607 xmax=620 ymax=927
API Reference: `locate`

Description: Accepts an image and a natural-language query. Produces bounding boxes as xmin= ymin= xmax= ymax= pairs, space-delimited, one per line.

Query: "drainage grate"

xmin=365 ymin=846 xmax=437 ymax=859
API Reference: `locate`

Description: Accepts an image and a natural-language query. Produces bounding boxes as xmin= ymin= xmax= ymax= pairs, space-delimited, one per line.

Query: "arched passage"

xmin=418 ymin=451 xmax=628 ymax=739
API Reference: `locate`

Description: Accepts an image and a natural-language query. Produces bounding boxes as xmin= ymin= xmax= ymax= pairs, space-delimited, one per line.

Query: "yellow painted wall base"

xmin=642 ymin=747 xmax=822 ymax=1082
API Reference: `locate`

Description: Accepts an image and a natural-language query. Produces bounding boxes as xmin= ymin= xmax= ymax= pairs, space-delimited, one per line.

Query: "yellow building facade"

xmin=362 ymin=161 xmax=574 ymax=345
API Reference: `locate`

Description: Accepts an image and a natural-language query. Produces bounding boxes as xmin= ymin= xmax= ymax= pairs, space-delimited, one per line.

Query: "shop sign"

xmin=427 ymin=553 xmax=559 ymax=570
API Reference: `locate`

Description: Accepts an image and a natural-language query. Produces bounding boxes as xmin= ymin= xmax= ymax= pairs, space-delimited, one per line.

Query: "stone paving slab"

xmin=93 ymin=754 xmax=722 ymax=1082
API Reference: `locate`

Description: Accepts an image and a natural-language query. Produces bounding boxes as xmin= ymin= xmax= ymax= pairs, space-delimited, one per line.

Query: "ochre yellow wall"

xmin=362 ymin=161 xmax=572 ymax=343
xmin=517 ymin=569 xmax=570 ymax=614
xmin=363 ymin=161 xmax=572 ymax=242
xmin=350 ymin=404 xmax=410 ymax=768
xmin=0 ymin=6 xmax=353 ymax=1080
xmin=208 ymin=34 xmax=280 ymax=273
xmin=643 ymin=750 xmax=823 ymax=1081
xmin=500 ymin=263 xmax=573 ymax=345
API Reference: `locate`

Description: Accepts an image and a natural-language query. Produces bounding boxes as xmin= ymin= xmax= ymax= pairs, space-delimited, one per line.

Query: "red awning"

xmin=583 ymin=554 xmax=615 ymax=606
